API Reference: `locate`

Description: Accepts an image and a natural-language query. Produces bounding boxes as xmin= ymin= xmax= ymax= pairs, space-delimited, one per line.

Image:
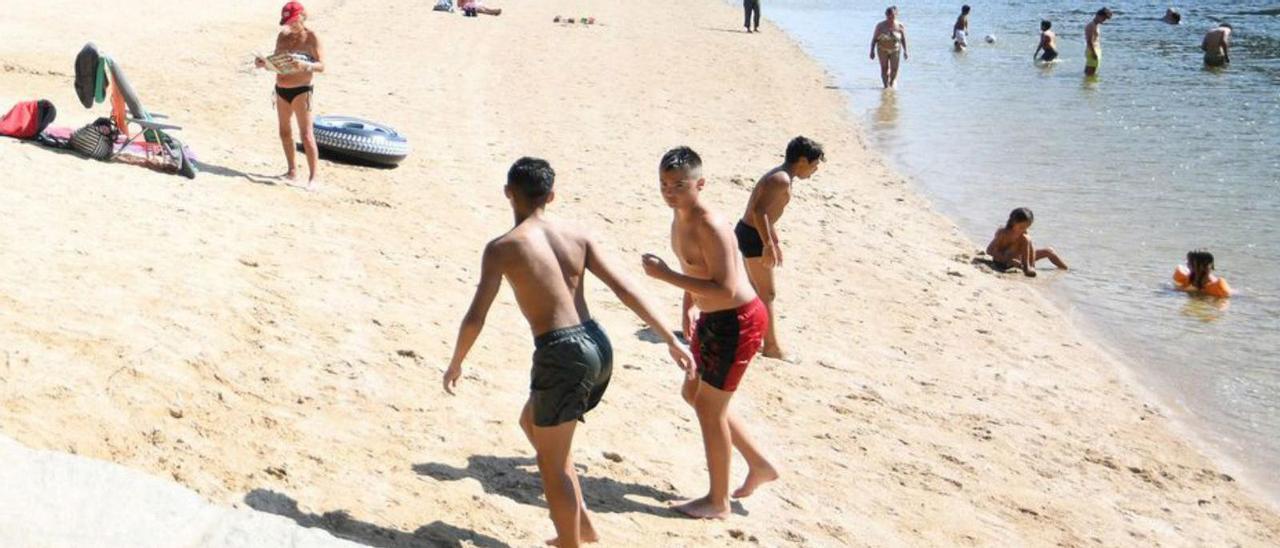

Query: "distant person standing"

xmin=255 ymin=1 xmax=325 ymax=189
xmin=870 ymin=6 xmax=909 ymax=88
xmin=1202 ymin=23 xmax=1233 ymax=67
xmin=953 ymin=5 xmax=971 ymax=51
xmin=744 ymin=0 xmax=761 ymax=33
xmin=1034 ymin=20 xmax=1058 ymax=62
xmin=1085 ymin=7 xmax=1113 ymax=76
xmin=1162 ymin=7 xmax=1182 ymax=25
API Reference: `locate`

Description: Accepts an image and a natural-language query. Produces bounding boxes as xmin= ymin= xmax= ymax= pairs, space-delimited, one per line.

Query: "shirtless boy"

xmin=443 ymin=157 xmax=694 ymax=546
xmin=734 ymin=136 xmax=824 ymax=360
xmin=1202 ymin=23 xmax=1233 ymax=67
xmin=1085 ymin=7 xmax=1113 ymax=76
xmin=953 ymin=5 xmax=971 ymax=51
xmin=642 ymin=147 xmax=778 ymax=519
xmin=1035 ymin=20 xmax=1059 ymax=63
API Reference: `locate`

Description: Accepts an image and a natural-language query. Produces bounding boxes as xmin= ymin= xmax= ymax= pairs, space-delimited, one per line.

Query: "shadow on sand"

xmin=244 ymin=488 xmax=508 ymax=548
xmin=414 ymin=454 xmax=681 ymax=517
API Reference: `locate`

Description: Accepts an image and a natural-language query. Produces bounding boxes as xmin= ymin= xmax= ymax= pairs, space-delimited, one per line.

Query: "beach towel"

xmin=0 ymin=100 xmax=57 ymax=139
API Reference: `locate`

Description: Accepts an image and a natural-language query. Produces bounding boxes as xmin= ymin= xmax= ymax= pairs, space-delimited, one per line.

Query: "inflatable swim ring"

xmin=312 ymin=115 xmax=410 ymax=167
xmin=1173 ymin=265 xmax=1232 ymax=298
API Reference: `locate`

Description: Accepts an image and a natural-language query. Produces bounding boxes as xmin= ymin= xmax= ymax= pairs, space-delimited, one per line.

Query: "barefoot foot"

xmin=546 ymin=530 xmax=599 ymax=546
xmin=761 ymin=345 xmax=787 ymax=360
xmin=671 ymin=496 xmax=730 ymax=520
xmin=733 ymin=464 xmax=779 ymax=498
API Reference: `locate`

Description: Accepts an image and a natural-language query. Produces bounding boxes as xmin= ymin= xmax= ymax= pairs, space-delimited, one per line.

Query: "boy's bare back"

xmin=488 ymin=218 xmax=594 ymax=336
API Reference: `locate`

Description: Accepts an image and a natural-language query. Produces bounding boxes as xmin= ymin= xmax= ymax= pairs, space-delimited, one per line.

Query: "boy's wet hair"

xmin=961 ymin=5 xmax=971 ymax=14
xmin=1220 ymin=22 xmax=1232 ymax=29
xmin=785 ymin=136 xmax=825 ymax=164
xmin=1097 ymin=7 xmax=1113 ymax=19
xmin=1041 ymin=20 xmax=1052 ymax=31
xmin=1005 ymin=207 xmax=1034 ymax=230
xmin=1187 ymin=249 xmax=1216 ymax=289
xmin=885 ymin=6 xmax=897 ymax=17
xmin=659 ymin=146 xmax=703 ymax=177
xmin=507 ymin=157 xmax=555 ymax=201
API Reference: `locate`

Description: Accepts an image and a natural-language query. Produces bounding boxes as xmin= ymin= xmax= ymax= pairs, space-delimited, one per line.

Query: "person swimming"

xmin=985 ymin=207 xmax=1068 ymax=277
xmin=1174 ymin=250 xmax=1232 ymax=298
xmin=1034 ymin=20 xmax=1058 ymax=62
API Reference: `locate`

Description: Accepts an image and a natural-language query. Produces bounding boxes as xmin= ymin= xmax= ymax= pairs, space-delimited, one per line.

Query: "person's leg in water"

xmin=521 ymin=402 xmax=599 ymax=546
xmin=275 ymin=95 xmax=297 ymax=181
xmin=744 ymin=258 xmax=784 ymax=359
xmin=878 ymin=53 xmax=891 ymax=88
xmin=291 ymin=91 xmax=320 ymax=190
xmin=531 ymin=418 xmax=587 ymax=547
xmin=888 ymin=50 xmax=901 ymax=87
xmin=676 ymin=378 xmax=777 ymax=516
xmin=1034 ymin=247 xmax=1068 ymax=270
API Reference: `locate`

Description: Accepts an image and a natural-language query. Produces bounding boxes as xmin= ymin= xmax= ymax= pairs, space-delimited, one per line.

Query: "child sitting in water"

xmin=1174 ymin=250 xmax=1232 ymax=297
xmin=985 ymin=207 xmax=1068 ymax=277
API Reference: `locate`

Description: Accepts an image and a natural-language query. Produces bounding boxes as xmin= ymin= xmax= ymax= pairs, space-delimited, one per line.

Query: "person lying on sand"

xmin=443 ymin=157 xmax=693 ymax=547
xmin=642 ymin=147 xmax=779 ymax=520
xmin=735 ymin=136 xmax=824 ymax=360
xmin=985 ymin=207 xmax=1068 ymax=277
xmin=460 ymin=0 xmax=501 ymax=16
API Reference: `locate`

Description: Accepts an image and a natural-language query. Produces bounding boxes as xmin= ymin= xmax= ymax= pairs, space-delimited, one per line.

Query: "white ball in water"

xmin=985 ymin=34 xmax=997 ymax=44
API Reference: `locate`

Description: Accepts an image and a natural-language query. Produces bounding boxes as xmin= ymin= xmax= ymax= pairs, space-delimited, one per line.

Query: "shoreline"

xmin=748 ymin=2 xmax=1280 ymax=507
xmin=3 ymin=0 xmax=1280 ymax=545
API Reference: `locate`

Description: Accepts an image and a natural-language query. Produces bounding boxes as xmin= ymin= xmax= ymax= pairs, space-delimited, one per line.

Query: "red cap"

xmin=280 ymin=2 xmax=305 ymax=25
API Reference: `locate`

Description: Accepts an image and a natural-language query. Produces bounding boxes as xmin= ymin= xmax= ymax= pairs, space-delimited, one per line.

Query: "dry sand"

xmin=2 ymin=0 xmax=1279 ymax=546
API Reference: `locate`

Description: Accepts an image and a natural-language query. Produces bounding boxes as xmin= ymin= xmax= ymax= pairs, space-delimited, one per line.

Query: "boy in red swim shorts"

xmin=642 ymin=146 xmax=779 ymax=519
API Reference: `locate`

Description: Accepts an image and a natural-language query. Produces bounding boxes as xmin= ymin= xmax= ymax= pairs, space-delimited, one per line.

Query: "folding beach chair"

xmin=74 ymin=42 xmax=198 ymax=178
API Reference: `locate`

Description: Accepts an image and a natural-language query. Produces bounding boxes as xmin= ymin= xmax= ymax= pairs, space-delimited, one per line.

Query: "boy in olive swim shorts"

xmin=444 ymin=157 xmax=694 ymax=546
xmin=1084 ymin=7 xmax=1112 ymax=76
xmin=734 ymin=136 xmax=823 ymax=360
xmin=642 ymin=147 xmax=779 ymax=520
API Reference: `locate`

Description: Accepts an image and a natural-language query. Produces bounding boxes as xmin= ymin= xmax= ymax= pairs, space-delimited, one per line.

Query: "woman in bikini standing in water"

xmin=870 ymin=6 xmax=908 ymax=88
xmin=256 ymin=2 xmax=325 ymax=189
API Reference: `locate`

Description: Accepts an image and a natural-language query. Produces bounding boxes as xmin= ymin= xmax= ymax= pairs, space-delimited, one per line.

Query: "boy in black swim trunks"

xmin=643 ymin=146 xmax=779 ymax=520
xmin=443 ymin=157 xmax=694 ymax=546
xmin=734 ymin=136 xmax=823 ymax=360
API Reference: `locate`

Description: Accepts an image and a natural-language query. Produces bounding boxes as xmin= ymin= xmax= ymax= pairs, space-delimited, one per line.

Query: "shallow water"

xmin=757 ymin=0 xmax=1280 ymax=498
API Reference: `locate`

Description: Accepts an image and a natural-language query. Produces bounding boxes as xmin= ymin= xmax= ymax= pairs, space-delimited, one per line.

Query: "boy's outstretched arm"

xmin=586 ymin=238 xmax=695 ymax=379
xmin=642 ymin=220 xmax=737 ymax=301
xmin=443 ymin=242 xmax=503 ymax=394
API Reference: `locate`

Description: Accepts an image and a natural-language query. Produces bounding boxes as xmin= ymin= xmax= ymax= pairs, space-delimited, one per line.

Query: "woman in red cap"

xmin=256 ymin=1 xmax=325 ymax=189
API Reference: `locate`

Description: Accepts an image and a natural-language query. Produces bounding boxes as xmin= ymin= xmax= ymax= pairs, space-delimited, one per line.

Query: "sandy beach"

xmin=2 ymin=0 xmax=1279 ymax=546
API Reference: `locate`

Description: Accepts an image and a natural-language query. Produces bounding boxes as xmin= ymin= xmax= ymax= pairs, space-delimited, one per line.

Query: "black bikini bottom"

xmin=275 ymin=85 xmax=313 ymax=103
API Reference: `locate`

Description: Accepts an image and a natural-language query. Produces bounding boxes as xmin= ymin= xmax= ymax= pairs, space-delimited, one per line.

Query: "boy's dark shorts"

xmin=735 ymin=220 xmax=765 ymax=259
xmin=530 ymin=320 xmax=613 ymax=427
